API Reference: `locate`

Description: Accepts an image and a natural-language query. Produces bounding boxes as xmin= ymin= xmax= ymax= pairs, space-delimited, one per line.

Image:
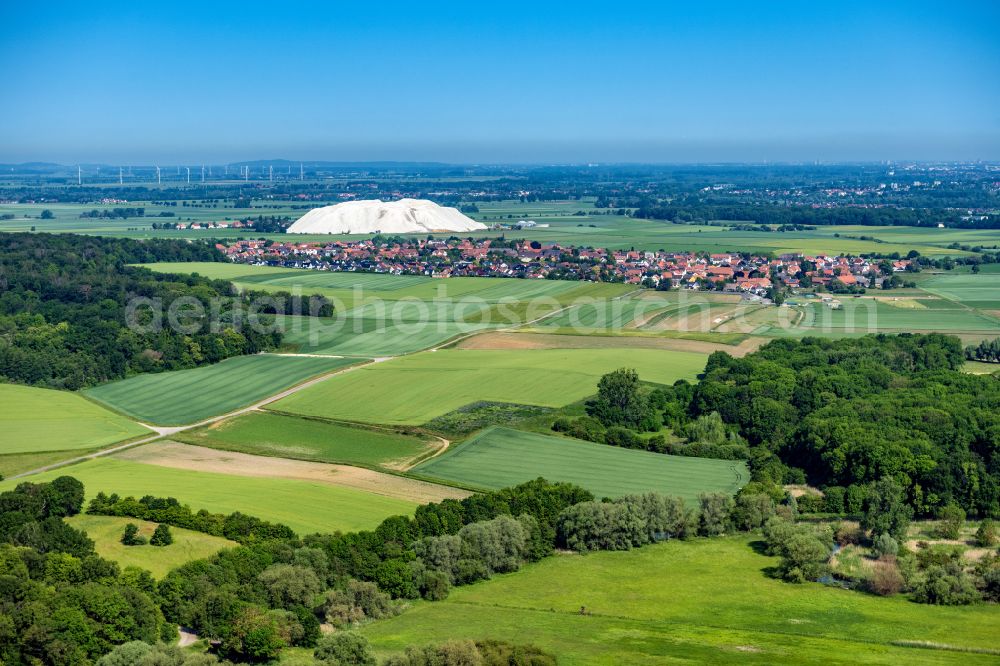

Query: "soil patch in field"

xmin=455 ymin=331 xmax=764 ymax=356
xmin=115 ymin=441 xmax=470 ymax=503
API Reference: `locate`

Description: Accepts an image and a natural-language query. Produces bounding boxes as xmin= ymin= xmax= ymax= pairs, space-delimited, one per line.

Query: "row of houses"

xmin=218 ymin=238 xmax=910 ymax=294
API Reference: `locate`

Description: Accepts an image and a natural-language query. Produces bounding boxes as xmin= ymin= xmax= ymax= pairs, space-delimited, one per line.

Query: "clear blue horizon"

xmin=2 ymin=1 xmax=998 ymax=163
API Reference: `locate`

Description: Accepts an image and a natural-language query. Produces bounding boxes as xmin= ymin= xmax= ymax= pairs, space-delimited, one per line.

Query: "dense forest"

xmin=0 ymin=234 xmax=292 ymax=389
xmin=561 ymin=335 xmax=1000 ymax=517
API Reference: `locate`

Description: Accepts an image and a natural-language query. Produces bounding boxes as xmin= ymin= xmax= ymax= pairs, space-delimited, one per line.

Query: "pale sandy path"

xmin=117 ymin=441 xmax=470 ymax=503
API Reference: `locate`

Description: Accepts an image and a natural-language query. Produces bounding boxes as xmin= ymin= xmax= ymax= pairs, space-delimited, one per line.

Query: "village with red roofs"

xmin=217 ymin=237 xmax=916 ymax=297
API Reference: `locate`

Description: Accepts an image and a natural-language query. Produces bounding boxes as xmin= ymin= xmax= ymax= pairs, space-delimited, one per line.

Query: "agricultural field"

xmin=536 ymin=298 xmax=667 ymax=330
xmin=454 ymin=330 xmax=765 ymax=356
xmin=919 ymin=271 xmax=1000 ymax=310
xmin=272 ymin=348 xmax=708 ymax=425
xmin=275 ymin=314 xmax=494 ymax=356
xmin=0 ymin=383 xmax=149 ymax=455
xmin=84 ymin=354 xmax=359 ymax=425
xmin=175 ymin=411 xmax=439 ymax=470
xmin=759 ymin=300 xmax=1000 ymax=336
xmin=351 ymin=536 xmax=1000 ymax=665
xmin=412 ymin=426 xmax=747 ymax=501
xmin=142 ymin=261 xmax=632 ymax=308
xmin=65 ymin=514 xmax=237 ymax=578
xmin=116 ymin=441 xmax=468 ymax=504
xmin=142 ymin=263 xmax=641 ymax=354
xmin=0 ymin=457 xmax=418 ymax=535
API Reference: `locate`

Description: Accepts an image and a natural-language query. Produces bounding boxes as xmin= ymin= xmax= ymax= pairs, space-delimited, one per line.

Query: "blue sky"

xmin=1 ymin=1 xmax=998 ymax=163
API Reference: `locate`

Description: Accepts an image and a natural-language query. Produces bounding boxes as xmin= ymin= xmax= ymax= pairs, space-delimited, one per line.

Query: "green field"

xmin=354 ymin=536 xmax=1000 ymax=665
xmin=781 ymin=301 xmax=999 ymax=333
xmin=142 ymin=262 xmax=632 ymax=310
xmin=538 ymin=299 xmax=669 ymax=329
xmin=84 ymin=354 xmax=359 ymax=425
xmin=272 ymin=348 xmax=708 ymax=425
xmin=0 ymin=384 xmax=149 ymax=455
xmin=919 ymin=271 xmax=1000 ymax=310
xmin=176 ymin=412 xmax=437 ymax=469
xmin=66 ymin=514 xmax=237 ymax=578
xmin=276 ymin=314 xmax=495 ymax=356
xmin=413 ymin=427 xmax=746 ymax=501
xmin=965 ymin=360 xmax=1000 ymax=375
xmin=2 ymin=458 xmax=417 ymax=535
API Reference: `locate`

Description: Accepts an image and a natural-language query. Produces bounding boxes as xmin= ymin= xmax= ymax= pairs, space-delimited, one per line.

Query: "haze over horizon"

xmin=2 ymin=0 xmax=998 ymax=164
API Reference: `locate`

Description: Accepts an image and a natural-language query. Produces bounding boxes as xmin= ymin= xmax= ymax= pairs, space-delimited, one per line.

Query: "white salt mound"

xmin=286 ymin=199 xmax=488 ymax=234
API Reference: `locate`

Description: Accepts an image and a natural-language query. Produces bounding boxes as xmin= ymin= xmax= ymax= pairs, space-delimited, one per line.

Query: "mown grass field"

xmin=2 ymin=458 xmax=417 ymax=535
xmin=352 ymin=536 xmax=1000 ymax=665
xmin=272 ymin=348 xmax=708 ymax=425
xmin=413 ymin=427 xmax=746 ymax=501
xmin=176 ymin=412 xmax=438 ymax=469
xmin=65 ymin=514 xmax=237 ymax=578
xmin=0 ymin=384 xmax=149 ymax=455
xmin=84 ymin=354 xmax=358 ymax=425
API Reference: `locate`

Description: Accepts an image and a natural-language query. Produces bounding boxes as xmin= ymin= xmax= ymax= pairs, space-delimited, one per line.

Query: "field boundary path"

xmin=9 ymin=356 xmax=397 ymax=480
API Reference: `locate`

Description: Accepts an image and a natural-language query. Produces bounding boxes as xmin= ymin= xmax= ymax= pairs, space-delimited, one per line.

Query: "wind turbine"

xmin=156 ymin=166 xmax=161 ymax=185
xmin=201 ymin=165 xmax=205 ymax=183
xmin=269 ymin=165 xmax=273 ymax=182
xmin=77 ymin=165 xmax=82 ymax=185
xmin=186 ymin=167 xmax=191 ymax=184
xmin=119 ymin=167 xmax=123 ymax=185
xmin=300 ymin=162 xmax=304 ymax=180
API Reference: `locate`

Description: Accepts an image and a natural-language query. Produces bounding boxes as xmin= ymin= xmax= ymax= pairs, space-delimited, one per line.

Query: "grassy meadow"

xmin=1 ymin=457 xmax=417 ymax=535
xmin=272 ymin=348 xmax=708 ymax=425
xmin=352 ymin=536 xmax=1000 ymax=665
xmin=84 ymin=354 xmax=358 ymax=425
xmin=413 ymin=427 xmax=747 ymax=501
xmin=175 ymin=411 xmax=438 ymax=469
xmin=0 ymin=384 xmax=149 ymax=455
xmin=65 ymin=514 xmax=237 ymax=578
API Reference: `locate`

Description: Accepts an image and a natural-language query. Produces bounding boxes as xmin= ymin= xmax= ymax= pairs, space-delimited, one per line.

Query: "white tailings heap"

xmin=286 ymin=199 xmax=488 ymax=234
